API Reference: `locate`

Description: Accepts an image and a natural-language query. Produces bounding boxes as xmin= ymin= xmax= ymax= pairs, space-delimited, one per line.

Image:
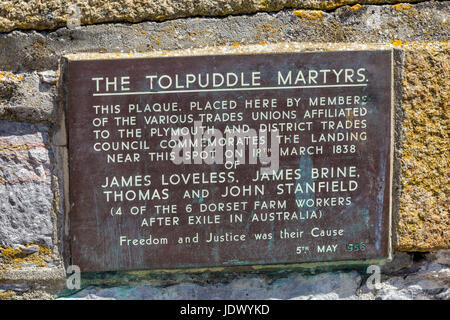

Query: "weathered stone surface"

xmin=0 ymin=2 xmax=448 ymax=72
xmin=60 ymin=270 xmax=362 ymax=300
xmin=396 ymin=43 xmax=450 ymax=251
xmin=0 ymin=121 xmax=54 ymax=247
xmin=10 ymin=244 xmax=39 ymax=254
xmin=0 ymin=0 xmax=428 ymax=33
xmin=58 ymin=252 xmax=450 ymax=300
xmin=0 ymin=262 xmax=65 ymax=299
xmin=379 ymin=252 xmax=414 ymax=273
xmin=0 ymin=283 xmax=30 ymax=292
xmin=0 ymin=264 xmax=65 ymax=281
xmin=434 ymin=250 xmax=450 ymax=265
xmin=0 ymin=71 xmax=56 ymax=122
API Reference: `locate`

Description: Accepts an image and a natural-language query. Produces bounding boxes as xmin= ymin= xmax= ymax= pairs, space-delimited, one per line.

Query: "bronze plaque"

xmin=67 ymin=50 xmax=393 ymax=272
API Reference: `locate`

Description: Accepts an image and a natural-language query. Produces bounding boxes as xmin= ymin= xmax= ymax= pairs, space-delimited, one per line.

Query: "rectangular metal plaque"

xmin=67 ymin=50 xmax=393 ymax=272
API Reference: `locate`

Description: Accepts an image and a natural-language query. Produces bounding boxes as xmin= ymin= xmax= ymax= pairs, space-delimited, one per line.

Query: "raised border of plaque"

xmin=64 ymin=44 xmax=394 ymax=272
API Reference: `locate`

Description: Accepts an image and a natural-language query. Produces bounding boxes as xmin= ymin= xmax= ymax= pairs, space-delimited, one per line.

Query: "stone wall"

xmin=0 ymin=0 xmax=448 ymax=300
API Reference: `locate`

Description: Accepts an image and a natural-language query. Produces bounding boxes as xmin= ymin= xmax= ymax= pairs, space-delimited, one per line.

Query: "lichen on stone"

xmin=349 ymin=4 xmax=362 ymax=11
xmin=0 ymin=245 xmax=52 ymax=271
xmin=396 ymin=42 xmax=450 ymax=251
xmin=293 ymin=9 xmax=323 ymax=20
xmin=392 ymin=3 xmax=412 ymax=11
xmin=0 ymin=290 xmax=13 ymax=300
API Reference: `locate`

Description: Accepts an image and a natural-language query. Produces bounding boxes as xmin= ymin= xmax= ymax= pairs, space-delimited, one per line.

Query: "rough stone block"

xmin=0 ymin=0 xmax=427 ymax=33
xmin=0 ymin=2 xmax=448 ymax=72
xmin=0 ymin=71 xmax=56 ymax=122
xmin=59 ymin=271 xmax=361 ymax=299
xmin=0 ymin=120 xmax=54 ymax=247
xmin=395 ymin=43 xmax=450 ymax=251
